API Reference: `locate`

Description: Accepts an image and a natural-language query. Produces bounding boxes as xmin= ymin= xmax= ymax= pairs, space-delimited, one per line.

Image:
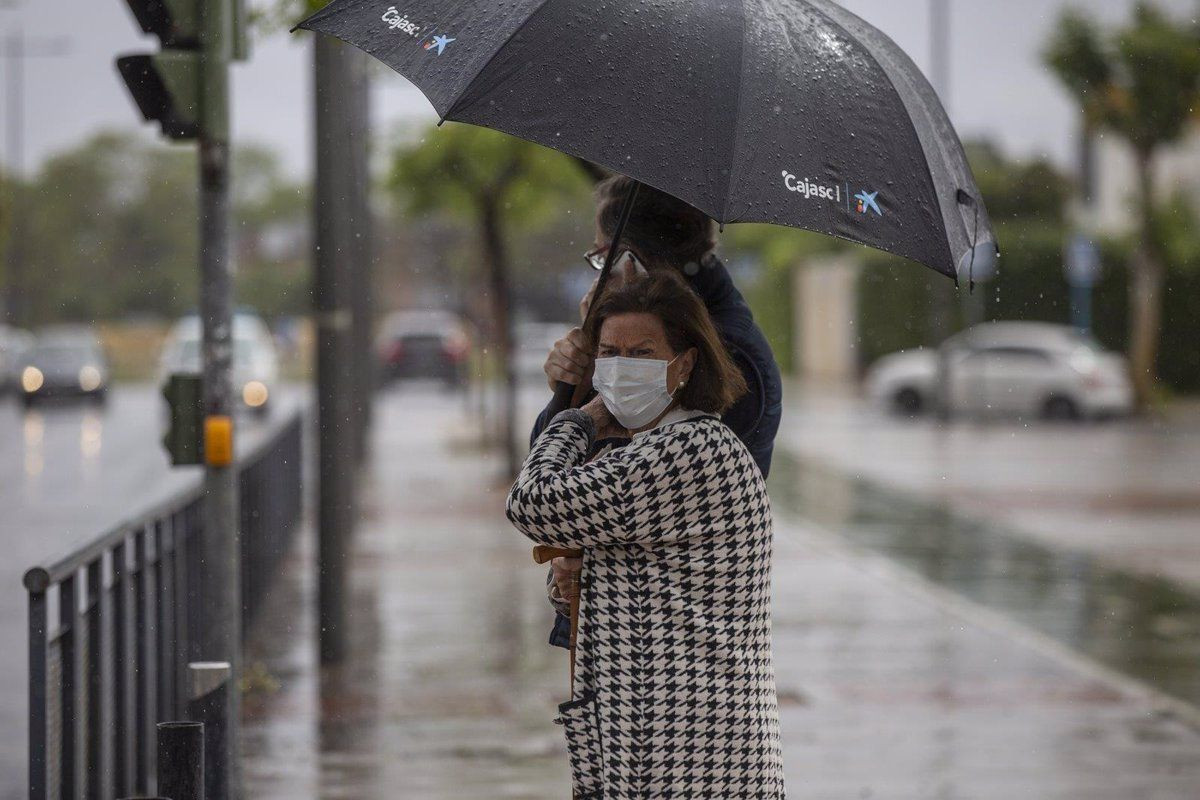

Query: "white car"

xmin=864 ymin=322 xmax=1134 ymax=421
xmin=158 ymin=313 xmax=280 ymax=415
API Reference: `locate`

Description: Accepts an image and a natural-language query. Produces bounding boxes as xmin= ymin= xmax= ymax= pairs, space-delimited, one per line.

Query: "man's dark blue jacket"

xmin=528 ymin=254 xmax=783 ymax=648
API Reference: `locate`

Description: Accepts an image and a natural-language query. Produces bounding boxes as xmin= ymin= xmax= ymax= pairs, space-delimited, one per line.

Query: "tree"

xmin=389 ymin=124 xmax=589 ymax=476
xmin=1044 ymin=3 xmax=1200 ymax=404
xmin=10 ymin=132 xmax=306 ymax=326
xmin=963 ymin=140 xmax=1072 ymax=226
xmin=24 ymin=132 xmax=197 ymax=323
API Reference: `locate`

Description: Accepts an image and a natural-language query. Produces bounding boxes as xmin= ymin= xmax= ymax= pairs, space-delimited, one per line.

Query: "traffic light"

xmin=122 ymin=0 xmax=200 ymax=47
xmin=116 ymin=52 xmax=201 ymax=140
xmin=162 ymin=373 xmax=204 ymax=466
xmin=117 ymin=0 xmax=202 ymax=140
xmin=116 ymin=0 xmax=248 ymax=141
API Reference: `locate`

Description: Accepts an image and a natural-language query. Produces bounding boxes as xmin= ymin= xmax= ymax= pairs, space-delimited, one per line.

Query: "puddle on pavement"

xmin=769 ymin=453 xmax=1200 ymax=711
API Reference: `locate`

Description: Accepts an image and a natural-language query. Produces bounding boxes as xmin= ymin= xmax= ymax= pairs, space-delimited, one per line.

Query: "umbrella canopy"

xmin=296 ymin=0 xmax=997 ymax=281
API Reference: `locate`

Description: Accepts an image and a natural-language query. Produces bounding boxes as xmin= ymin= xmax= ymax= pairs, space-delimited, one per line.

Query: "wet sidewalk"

xmin=242 ymin=386 xmax=1200 ymax=798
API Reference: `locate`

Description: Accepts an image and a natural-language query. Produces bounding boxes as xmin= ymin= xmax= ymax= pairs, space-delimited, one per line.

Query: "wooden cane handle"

xmin=532 ymin=545 xmax=583 ymax=564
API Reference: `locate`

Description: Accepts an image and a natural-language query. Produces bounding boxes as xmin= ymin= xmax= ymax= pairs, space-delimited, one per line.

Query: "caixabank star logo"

xmin=854 ymin=190 xmax=882 ymax=216
xmin=380 ymin=8 xmax=456 ymax=55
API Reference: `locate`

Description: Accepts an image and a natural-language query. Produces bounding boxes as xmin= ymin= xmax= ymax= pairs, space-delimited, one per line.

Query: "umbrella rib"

xmin=804 ymin=0 xmax=957 ymax=278
xmin=718 ymin=0 xmax=750 ymax=226
xmin=440 ymin=0 xmax=561 ymax=124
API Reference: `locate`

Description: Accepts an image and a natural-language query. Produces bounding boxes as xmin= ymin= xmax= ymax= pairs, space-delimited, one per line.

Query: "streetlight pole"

xmin=927 ymin=0 xmax=957 ymax=419
xmin=930 ymin=0 xmax=985 ymax=328
xmin=313 ymin=35 xmax=359 ymax=665
xmin=926 ymin=0 xmax=960 ymax=336
xmin=2 ymin=28 xmax=22 ymax=327
xmin=930 ymin=0 xmax=950 ymax=107
xmin=0 ymin=23 xmax=71 ymax=326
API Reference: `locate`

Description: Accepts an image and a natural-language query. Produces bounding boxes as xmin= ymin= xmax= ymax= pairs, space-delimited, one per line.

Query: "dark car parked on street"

xmin=376 ymin=309 xmax=472 ymax=388
xmin=16 ymin=329 xmax=110 ymax=407
xmin=0 ymin=324 xmax=34 ymax=398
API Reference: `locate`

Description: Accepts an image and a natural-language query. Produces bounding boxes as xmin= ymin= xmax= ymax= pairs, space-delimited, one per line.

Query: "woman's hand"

xmin=583 ymin=394 xmax=629 ymax=441
xmin=544 ymin=327 xmax=593 ymax=393
xmin=551 ymin=556 xmax=583 ymax=602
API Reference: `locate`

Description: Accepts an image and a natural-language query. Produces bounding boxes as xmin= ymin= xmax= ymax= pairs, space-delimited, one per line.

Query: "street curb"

xmin=778 ymin=517 xmax=1200 ymax=734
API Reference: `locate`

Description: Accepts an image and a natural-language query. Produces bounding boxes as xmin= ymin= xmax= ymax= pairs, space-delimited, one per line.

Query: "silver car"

xmin=158 ymin=313 xmax=281 ymax=415
xmin=865 ymin=322 xmax=1135 ymax=421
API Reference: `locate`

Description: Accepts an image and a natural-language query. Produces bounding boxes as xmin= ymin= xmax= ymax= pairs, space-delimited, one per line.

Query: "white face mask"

xmin=592 ymin=354 xmax=681 ymax=429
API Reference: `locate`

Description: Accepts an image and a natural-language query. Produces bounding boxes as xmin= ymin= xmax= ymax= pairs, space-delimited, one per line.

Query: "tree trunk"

xmin=479 ymin=196 xmax=520 ymax=478
xmin=1128 ymin=151 xmax=1164 ymax=408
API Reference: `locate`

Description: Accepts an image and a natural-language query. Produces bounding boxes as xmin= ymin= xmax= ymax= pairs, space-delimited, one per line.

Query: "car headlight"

xmin=242 ymin=381 xmax=269 ymax=408
xmin=1068 ymin=349 xmax=1098 ymax=375
xmin=21 ymin=366 xmax=43 ymax=393
xmin=78 ymin=365 xmax=103 ymax=392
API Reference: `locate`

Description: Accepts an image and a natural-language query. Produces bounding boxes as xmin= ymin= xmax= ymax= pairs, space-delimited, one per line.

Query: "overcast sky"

xmin=1 ymin=0 xmax=1195 ymax=179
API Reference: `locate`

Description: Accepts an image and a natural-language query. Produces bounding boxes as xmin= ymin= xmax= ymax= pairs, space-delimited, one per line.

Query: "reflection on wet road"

xmin=0 ymin=385 xmax=300 ymax=796
xmin=770 ymin=454 xmax=1200 ymax=712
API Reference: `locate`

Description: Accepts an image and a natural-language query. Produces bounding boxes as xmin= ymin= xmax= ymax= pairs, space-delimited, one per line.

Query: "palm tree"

xmin=1044 ymin=3 xmax=1200 ymax=405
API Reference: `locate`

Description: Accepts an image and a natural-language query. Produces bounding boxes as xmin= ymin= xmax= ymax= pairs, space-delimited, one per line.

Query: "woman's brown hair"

xmin=595 ymin=175 xmax=717 ymax=271
xmin=585 ymin=271 xmax=747 ymax=415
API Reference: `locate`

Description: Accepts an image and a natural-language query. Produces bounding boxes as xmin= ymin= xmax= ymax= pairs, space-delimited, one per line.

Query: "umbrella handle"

xmin=532 ymin=545 xmax=583 ymax=564
xmin=541 ymin=180 xmax=642 ymax=421
xmin=533 ymin=545 xmax=584 ymax=696
xmin=544 ymin=380 xmax=577 ymax=418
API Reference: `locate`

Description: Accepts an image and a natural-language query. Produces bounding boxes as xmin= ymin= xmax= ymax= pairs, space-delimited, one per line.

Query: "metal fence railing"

xmin=22 ymin=410 xmax=305 ymax=800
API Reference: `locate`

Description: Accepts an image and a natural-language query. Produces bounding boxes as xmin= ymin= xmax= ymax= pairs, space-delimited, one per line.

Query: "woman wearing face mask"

xmin=506 ymin=271 xmax=786 ymax=798
xmin=532 ymin=175 xmax=783 ymax=651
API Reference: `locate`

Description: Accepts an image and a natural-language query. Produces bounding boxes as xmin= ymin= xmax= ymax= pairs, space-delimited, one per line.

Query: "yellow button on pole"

xmin=204 ymin=415 xmax=234 ymax=467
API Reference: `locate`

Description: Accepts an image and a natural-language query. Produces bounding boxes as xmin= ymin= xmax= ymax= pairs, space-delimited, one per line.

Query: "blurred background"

xmin=2 ymin=0 xmax=1199 ymax=798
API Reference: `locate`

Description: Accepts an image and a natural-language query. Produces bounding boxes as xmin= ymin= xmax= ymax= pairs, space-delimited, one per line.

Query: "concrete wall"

xmin=1078 ymin=125 xmax=1200 ymax=234
xmin=792 ymin=255 xmax=862 ymax=382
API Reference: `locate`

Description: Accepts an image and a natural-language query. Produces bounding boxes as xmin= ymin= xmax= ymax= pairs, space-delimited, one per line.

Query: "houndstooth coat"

xmin=507 ymin=408 xmax=786 ymax=799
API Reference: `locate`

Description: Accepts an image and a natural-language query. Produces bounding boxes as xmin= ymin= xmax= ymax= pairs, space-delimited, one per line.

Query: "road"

xmin=780 ymin=381 xmax=1200 ymax=589
xmin=0 ymin=383 xmax=302 ymax=799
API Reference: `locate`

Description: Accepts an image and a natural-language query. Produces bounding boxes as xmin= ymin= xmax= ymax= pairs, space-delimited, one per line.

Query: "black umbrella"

xmin=295 ymin=0 xmax=997 ymax=283
xmin=295 ymin=3 xmax=1000 ymax=752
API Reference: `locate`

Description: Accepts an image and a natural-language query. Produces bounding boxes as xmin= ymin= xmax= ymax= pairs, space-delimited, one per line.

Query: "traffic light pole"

xmin=116 ymin=0 xmax=242 ymax=793
xmin=198 ymin=0 xmax=238 ymax=797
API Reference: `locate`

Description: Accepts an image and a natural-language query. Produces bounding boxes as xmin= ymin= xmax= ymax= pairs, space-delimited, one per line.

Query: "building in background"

xmin=1078 ymin=124 xmax=1200 ymax=234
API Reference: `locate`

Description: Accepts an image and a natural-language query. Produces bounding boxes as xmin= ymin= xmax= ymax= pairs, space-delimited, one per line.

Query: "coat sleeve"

xmin=506 ymin=410 xmax=636 ymax=548
xmin=687 ymin=255 xmax=782 ymax=479
xmin=508 ymin=412 xmax=730 ymax=549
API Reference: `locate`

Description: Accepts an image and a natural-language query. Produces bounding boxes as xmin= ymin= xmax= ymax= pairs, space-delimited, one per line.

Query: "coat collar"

xmin=631 ymin=406 xmax=716 ymax=441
